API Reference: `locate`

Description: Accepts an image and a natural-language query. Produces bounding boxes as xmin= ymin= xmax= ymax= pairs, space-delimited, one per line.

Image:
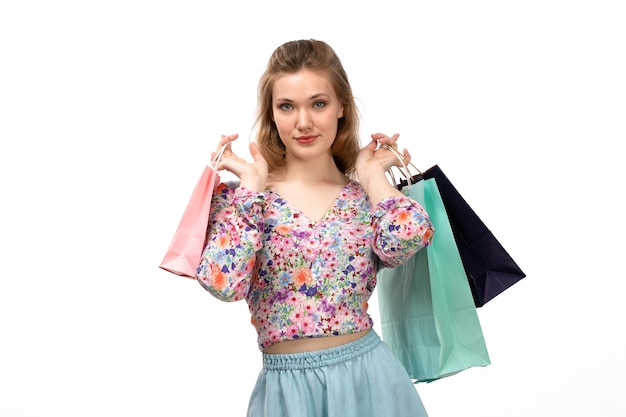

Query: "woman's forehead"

xmin=272 ymin=69 xmax=335 ymax=99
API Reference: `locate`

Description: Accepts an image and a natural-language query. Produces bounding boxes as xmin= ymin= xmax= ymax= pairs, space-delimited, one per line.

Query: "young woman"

xmin=196 ymin=39 xmax=434 ymax=417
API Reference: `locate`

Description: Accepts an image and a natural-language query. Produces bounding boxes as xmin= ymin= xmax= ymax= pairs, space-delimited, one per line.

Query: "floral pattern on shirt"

xmin=197 ymin=180 xmax=434 ymax=350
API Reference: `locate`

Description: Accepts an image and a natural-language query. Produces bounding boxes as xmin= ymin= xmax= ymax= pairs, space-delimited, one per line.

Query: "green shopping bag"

xmin=377 ymin=177 xmax=490 ymax=383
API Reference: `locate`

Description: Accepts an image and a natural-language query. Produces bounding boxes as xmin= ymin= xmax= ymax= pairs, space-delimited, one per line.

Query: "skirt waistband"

xmin=262 ymin=330 xmax=380 ymax=371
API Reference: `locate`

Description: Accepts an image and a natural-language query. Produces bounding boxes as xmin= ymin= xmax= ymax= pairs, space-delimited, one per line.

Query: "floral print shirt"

xmin=196 ymin=180 xmax=434 ymax=350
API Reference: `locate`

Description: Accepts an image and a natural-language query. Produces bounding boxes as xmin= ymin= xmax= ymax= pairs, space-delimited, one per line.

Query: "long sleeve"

xmin=371 ymin=195 xmax=434 ymax=269
xmin=196 ymin=182 xmax=265 ymax=302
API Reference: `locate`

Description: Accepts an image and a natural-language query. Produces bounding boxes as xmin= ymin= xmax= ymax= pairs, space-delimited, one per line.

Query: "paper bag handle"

xmin=380 ymin=143 xmax=423 ymax=190
xmin=210 ymin=143 xmax=228 ymax=169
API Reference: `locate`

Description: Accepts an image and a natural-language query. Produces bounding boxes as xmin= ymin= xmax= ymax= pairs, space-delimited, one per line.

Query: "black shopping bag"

xmin=422 ymin=165 xmax=526 ymax=307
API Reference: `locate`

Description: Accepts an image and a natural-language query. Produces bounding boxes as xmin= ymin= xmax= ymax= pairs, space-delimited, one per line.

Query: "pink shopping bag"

xmin=159 ymin=145 xmax=226 ymax=278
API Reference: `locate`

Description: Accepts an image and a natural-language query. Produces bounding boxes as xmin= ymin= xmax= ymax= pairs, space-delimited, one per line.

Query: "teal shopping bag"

xmin=377 ymin=178 xmax=490 ymax=383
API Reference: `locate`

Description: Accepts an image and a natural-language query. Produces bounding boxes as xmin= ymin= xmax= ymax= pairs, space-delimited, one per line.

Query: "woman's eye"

xmin=313 ymin=101 xmax=326 ymax=109
xmin=279 ymin=103 xmax=292 ymax=111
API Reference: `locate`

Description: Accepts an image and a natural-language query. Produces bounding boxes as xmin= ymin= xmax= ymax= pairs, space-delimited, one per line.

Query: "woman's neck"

xmin=271 ymin=155 xmax=347 ymax=185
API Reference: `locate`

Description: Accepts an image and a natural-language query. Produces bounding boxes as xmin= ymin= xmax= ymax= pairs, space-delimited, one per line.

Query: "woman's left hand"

xmin=355 ymin=133 xmax=409 ymax=204
xmin=356 ymin=133 xmax=410 ymax=179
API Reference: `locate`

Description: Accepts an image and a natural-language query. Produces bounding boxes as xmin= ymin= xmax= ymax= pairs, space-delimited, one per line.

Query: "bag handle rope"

xmin=379 ymin=143 xmax=423 ymax=190
xmin=210 ymin=143 xmax=228 ymax=168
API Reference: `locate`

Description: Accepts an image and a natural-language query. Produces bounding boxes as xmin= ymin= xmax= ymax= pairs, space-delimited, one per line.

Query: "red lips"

xmin=296 ymin=135 xmax=316 ymax=144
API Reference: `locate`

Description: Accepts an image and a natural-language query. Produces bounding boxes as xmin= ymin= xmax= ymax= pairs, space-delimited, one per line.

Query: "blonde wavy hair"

xmin=254 ymin=39 xmax=360 ymax=176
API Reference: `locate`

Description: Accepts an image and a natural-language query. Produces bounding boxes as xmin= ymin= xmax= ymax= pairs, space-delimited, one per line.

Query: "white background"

xmin=1 ymin=1 xmax=624 ymax=416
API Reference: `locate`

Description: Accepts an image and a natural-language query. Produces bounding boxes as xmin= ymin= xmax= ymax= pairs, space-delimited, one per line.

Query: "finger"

xmin=372 ymin=132 xmax=387 ymax=141
xmin=402 ymin=148 xmax=411 ymax=164
xmin=371 ymin=133 xmax=401 ymax=148
xmin=219 ymin=133 xmax=239 ymax=148
xmin=249 ymin=142 xmax=265 ymax=161
xmin=382 ymin=133 xmax=400 ymax=145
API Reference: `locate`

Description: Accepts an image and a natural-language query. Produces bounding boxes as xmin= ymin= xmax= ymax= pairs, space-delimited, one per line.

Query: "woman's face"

xmin=271 ymin=69 xmax=344 ymax=164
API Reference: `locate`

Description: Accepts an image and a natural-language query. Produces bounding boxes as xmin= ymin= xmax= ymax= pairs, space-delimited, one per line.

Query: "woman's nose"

xmin=296 ymin=109 xmax=312 ymax=130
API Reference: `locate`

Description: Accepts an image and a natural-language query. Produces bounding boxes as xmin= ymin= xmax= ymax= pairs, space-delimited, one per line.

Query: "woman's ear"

xmin=338 ymin=105 xmax=344 ymax=119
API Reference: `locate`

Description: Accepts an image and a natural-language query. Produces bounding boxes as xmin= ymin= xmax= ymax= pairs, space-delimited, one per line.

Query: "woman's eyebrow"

xmin=275 ymin=93 xmax=331 ymax=102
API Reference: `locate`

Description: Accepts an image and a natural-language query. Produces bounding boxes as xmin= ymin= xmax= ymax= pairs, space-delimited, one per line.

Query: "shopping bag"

xmin=159 ymin=145 xmax=226 ymax=278
xmin=383 ymin=143 xmax=525 ymax=307
xmin=422 ymin=165 xmax=525 ymax=307
xmin=377 ymin=177 xmax=491 ymax=382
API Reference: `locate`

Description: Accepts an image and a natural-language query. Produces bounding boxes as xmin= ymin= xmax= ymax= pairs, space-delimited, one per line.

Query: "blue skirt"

xmin=247 ymin=330 xmax=428 ymax=417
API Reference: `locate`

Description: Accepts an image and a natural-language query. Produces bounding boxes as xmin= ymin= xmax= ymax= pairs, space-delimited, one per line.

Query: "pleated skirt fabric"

xmin=247 ymin=330 xmax=428 ymax=417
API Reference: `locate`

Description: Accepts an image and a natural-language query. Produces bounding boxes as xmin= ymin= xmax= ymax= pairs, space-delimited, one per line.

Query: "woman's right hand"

xmin=212 ymin=134 xmax=268 ymax=192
